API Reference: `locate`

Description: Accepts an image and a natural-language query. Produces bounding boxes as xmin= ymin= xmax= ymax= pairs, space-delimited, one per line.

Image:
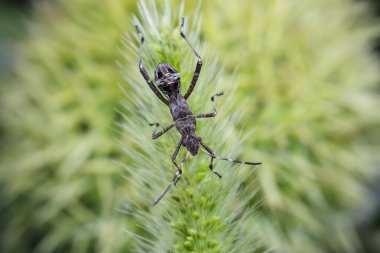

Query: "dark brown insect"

xmin=135 ymin=18 xmax=261 ymax=205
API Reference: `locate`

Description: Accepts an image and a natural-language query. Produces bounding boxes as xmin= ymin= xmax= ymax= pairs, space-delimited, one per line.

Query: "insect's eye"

xmin=157 ymin=72 xmax=163 ymax=79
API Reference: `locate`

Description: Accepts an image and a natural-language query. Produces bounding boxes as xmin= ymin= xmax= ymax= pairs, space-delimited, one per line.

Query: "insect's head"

xmin=154 ymin=63 xmax=181 ymax=96
xmin=183 ymin=134 xmax=200 ymax=156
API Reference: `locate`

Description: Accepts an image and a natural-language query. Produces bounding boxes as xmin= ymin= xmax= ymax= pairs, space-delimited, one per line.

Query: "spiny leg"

xmin=201 ymin=141 xmax=261 ymax=165
xmin=171 ymin=135 xmax=184 ymax=177
xmin=209 ymin=156 xmax=222 ymax=178
xmin=149 ymin=122 xmax=175 ymax=140
xmin=149 ymin=115 xmax=198 ymax=140
xmin=195 ymin=92 xmax=224 ymax=119
xmin=153 ymin=137 xmax=186 ymax=205
xmin=135 ymin=25 xmax=169 ymax=105
xmin=200 ymin=141 xmax=261 ymax=178
xmin=180 ymin=18 xmax=203 ymax=100
xmin=200 ymin=142 xmax=222 ymax=178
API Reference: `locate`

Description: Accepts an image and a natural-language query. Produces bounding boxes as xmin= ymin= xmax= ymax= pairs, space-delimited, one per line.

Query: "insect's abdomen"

xmin=176 ymin=117 xmax=196 ymax=136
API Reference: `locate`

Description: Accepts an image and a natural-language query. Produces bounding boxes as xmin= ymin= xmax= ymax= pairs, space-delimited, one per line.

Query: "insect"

xmin=135 ymin=18 xmax=261 ymax=205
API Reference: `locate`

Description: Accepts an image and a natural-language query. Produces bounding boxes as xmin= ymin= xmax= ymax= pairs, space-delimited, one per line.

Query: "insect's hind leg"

xmin=171 ymin=136 xmax=184 ymax=185
xmin=208 ymin=156 xmax=222 ymax=178
xmin=198 ymin=141 xmax=222 ymax=178
xmin=195 ymin=92 xmax=224 ymax=119
xmin=153 ymin=137 xmax=187 ymax=205
xmin=199 ymin=141 xmax=261 ymax=179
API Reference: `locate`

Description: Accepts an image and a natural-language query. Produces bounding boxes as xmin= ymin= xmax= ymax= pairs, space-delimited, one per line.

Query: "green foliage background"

xmin=0 ymin=0 xmax=379 ymax=252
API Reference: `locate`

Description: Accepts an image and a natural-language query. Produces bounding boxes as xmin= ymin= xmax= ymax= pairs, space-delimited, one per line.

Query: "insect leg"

xmin=198 ymin=142 xmax=222 ymax=178
xmin=180 ymin=18 xmax=203 ymax=100
xmin=200 ymin=141 xmax=261 ymax=177
xmin=135 ymin=25 xmax=169 ymax=105
xmin=153 ymin=137 xmax=187 ymax=205
xmin=195 ymin=92 xmax=224 ymax=118
xmin=149 ymin=122 xmax=175 ymax=139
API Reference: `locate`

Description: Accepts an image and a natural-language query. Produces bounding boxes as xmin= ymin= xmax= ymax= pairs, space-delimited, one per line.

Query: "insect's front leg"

xmin=180 ymin=18 xmax=203 ymax=100
xmin=135 ymin=25 xmax=169 ymax=105
xmin=149 ymin=122 xmax=175 ymax=139
xmin=195 ymin=92 xmax=224 ymax=118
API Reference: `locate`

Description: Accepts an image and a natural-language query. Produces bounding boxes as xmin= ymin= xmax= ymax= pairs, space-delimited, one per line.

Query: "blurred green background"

xmin=1 ymin=0 xmax=379 ymax=252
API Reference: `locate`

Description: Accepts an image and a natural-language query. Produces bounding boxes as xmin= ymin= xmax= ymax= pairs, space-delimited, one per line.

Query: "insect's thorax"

xmin=169 ymin=93 xmax=192 ymax=120
xmin=169 ymin=93 xmax=196 ymax=136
